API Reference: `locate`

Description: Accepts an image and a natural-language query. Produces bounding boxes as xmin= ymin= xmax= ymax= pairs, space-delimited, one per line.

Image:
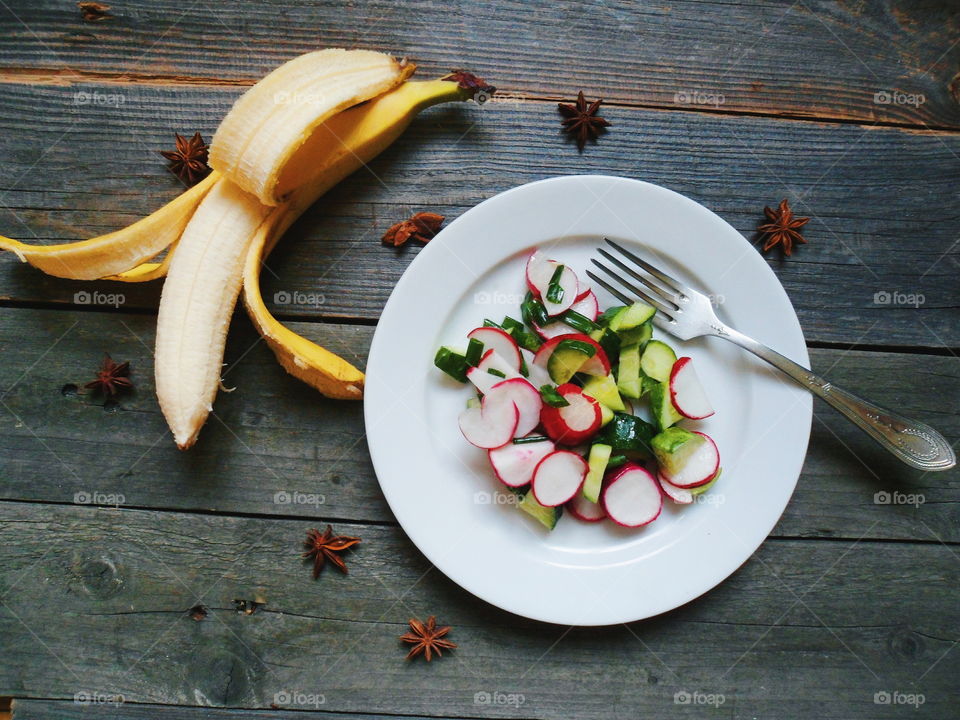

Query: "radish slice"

xmin=540 ymin=384 xmax=602 ymax=445
xmin=467 ymin=349 xmax=524 ymax=394
xmin=669 ymin=357 xmax=715 ymax=419
xmin=532 ymin=333 xmax=610 ymax=377
xmin=574 ymin=285 xmax=592 ymax=302
xmin=467 ymin=327 xmax=522 ymax=371
xmin=488 ymin=437 xmax=555 ymax=487
xmin=520 ymin=348 xmax=552 ymax=388
xmin=534 ymin=320 xmax=576 ymax=340
xmin=602 ymin=464 xmax=662 ymax=527
xmin=531 ymin=450 xmax=588 ymax=507
xmin=458 ymin=391 xmax=518 ymax=449
xmin=570 ymin=291 xmax=599 ymax=321
xmin=567 ymin=493 xmax=607 ymax=522
xmin=659 ymin=432 xmax=720 ymax=488
xmin=525 ymin=251 xmax=579 ymax=316
xmin=658 ymin=473 xmax=693 ymax=504
xmin=488 ymin=378 xmax=542 ymax=437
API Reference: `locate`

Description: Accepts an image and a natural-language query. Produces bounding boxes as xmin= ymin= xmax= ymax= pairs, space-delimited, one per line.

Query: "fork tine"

xmin=604 ymin=238 xmax=689 ymax=297
xmin=597 ymin=248 xmax=679 ymax=306
xmin=584 ymin=270 xmax=634 ymax=306
xmin=587 ymin=265 xmax=675 ymax=318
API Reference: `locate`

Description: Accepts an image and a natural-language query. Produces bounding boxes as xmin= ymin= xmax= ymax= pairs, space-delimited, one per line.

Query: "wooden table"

xmin=0 ymin=2 xmax=957 ymax=718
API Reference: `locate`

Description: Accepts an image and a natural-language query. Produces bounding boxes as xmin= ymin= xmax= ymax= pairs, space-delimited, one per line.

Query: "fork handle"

xmin=718 ymin=326 xmax=955 ymax=472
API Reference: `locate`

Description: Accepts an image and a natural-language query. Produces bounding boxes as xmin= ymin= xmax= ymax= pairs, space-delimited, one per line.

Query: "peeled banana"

xmin=0 ymin=49 xmax=492 ymax=448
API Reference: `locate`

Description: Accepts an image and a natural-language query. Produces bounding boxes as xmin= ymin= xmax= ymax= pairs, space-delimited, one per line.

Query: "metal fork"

xmin=588 ymin=238 xmax=955 ymax=472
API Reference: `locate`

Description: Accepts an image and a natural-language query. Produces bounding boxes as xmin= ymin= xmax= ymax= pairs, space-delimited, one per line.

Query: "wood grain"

xmin=0 ymin=307 xmax=956 ymax=542
xmin=0 ymin=501 xmax=956 ymax=719
xmin=0 ymin=83 xmax=956 ymax=348
xmin=0 ymin=0 xmax=957 ymax=127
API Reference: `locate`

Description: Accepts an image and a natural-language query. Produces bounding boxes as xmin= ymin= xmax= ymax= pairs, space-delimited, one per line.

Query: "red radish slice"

xmin=525 ymin=249 xmax=553 ymax=295
xmin=540 ymin=384 xmax=602 ymax=445
xmin=569 ymin=291 xmax=599 ymax=321
xmin=488 ymin=378 xmax=542 ymax=437
xmin=533 ymin=319 xmax=575 ymax=340
xmin=539 ymin=264 xmax=579 ymax=317
xmin=567 ymin=493 xmax=607 ymax=522
xmin=458 ymin=391 xmax=519 ymax=449
xmin=520 ymin=348 xmax=552 ymax=388
xmin=574 ymin=285 xmax=592 ymax=302
xmin=669 ymin=357 xmax=715 ymax=419
xmin=488 ymin=437 xmax=555 ymax=487
xmin=532 ymin=333 xmax=610 ymax=377
xmin=658 ymin=473 xmax=693 ymax=504
xmin=659 ymin=432 xmax=720 ymax=488
xmin=531 ymin=450 xmax=588 ymax=507
xmin=467 ymin=349 xmax=524 ymax=394
xmin=467 ymin=327 xmax=521 ymax=371
xmin=602 ymin=464 xmax=662 ymax=527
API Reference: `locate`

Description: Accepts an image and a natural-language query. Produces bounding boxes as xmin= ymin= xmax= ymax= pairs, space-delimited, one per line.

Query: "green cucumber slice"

xmin=518 ymin=490 xmax=562 ymax=530
xmin=640 ymin=340 xmax=677 ymax=383
xmin=589 ymin=326 xmax=621 ymax=361
xmin=618 ymin=321 xmax=652 ymax=348
xmin=596 ymin=412 xmax=655 ymax=457
xmin=434 ymin=346 xmax=469 ymax=382
xmin=616 ymin=343 xmax=643 ymax=399
xmin=651 ymin=427 xmax=705 ymax=476
xmin=600 ymin=301 xmax=656 ymax=331
xmin=547 ymin=338 xmax=597 ymax=384
xmin=582 ymin=374 xmax=625 ymax=412
xmin=650 ymin=379 xmax=683 ymax=431
xmin=690 ymin=467 xmax=722 ymax=495
xmin=582 ymin=443 xmax=613 ymax=503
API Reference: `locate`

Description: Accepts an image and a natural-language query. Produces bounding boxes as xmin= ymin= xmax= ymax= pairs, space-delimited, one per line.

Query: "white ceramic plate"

xmin=365 ymin=176 xmax=811 ymax=625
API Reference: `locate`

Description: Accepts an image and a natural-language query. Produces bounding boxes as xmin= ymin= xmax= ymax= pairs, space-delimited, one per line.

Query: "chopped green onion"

xmin=562 ymin=309 xmax=598 ymax=334
xmin=502 ymin=315 xmax=543 ymax=352
xmin=539 ymin=384 xmax=570 ymax=407
xmin=433 ymin=347 xmax=468 ymax=382
xmin=546 ymin=264 xmax=565 ymax=303
xmin=483 ymin=318 xmax=501 ymax=328
xmin=486 ymin=368 xmax=506 ymax=378
xmin=465 ymin=337 xmax=484 ymax=367
xmin=513 ymin=435 xmax=551 ymax=445
xmin=521 ymin=292 xmax=549 ymax=328
xmin=606 ymin=454 xmax=629 ymax=469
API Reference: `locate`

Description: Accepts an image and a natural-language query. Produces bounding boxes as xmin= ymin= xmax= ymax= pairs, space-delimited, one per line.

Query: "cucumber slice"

xmin=518 ymin=490 xmax=562 ymax=530
xmin=582 ymin=374 xmax=625 ymax=412
xmin=651 ymin=427 xmax=705 ymax=476
xmin=434 ymin=346 xmax=469 ymax=382
xmin=640 ymin=340 xmax=677 ymax=383
xmin=589 ymin=327 xmax=621 ymax=361
xmin=600 ymin=301 xmax=656 ymax=331
xmin=616 ymin=343 xmax=643 ymax=399
xmin=582 ymin=443 xmax=612 ymax=503
xmin=650 ymin=380 xmax=683 ymax=431
xmin=466 ymin=396 xmax=481 ymax=409
xmin=618 ymin=321 xmax=652 ymax=348
xmin=598 ymin=401 xmax=614 ymax=426
xmin=596 ymin=412 xmax=655 ymax=457
xmin=547 ymin=338 xmax=597 ymax=384
xmin=690 ymin=467 xmax=722 ymax=495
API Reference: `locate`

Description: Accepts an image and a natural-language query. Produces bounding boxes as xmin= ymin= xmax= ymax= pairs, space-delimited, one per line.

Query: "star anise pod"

xmin=303 ymin=526 xmax=361 ymax=578
xmin=84 ymin=353 xmax=133 ymax=396
xmin=382 ymin=211 xmax=445 ymax=247
xmin=78 ymin=2 xmax=111 ymax=21
xmin=160 ymin=132 xmax=211 ymax=186
xmin=558 ymin=91 xmax=611 ymax=152
xmin=399 ymin=615 xmax=457 ymax=661
xmin=757 ymin=198 xmax=809 ymax=256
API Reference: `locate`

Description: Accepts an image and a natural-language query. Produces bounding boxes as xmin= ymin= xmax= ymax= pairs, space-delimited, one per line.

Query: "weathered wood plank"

xmin=0 ymin=307 xmax=956 ymax=542
xmin=0 ymin=0 xmax=957 ymax=127
xmin=0 ymin=83 xmax=956 ymax=348
xmin=0 ymin=502 xmax=956 ymax=719
xmin=12 ymin=699 xmax=413 ymax=720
